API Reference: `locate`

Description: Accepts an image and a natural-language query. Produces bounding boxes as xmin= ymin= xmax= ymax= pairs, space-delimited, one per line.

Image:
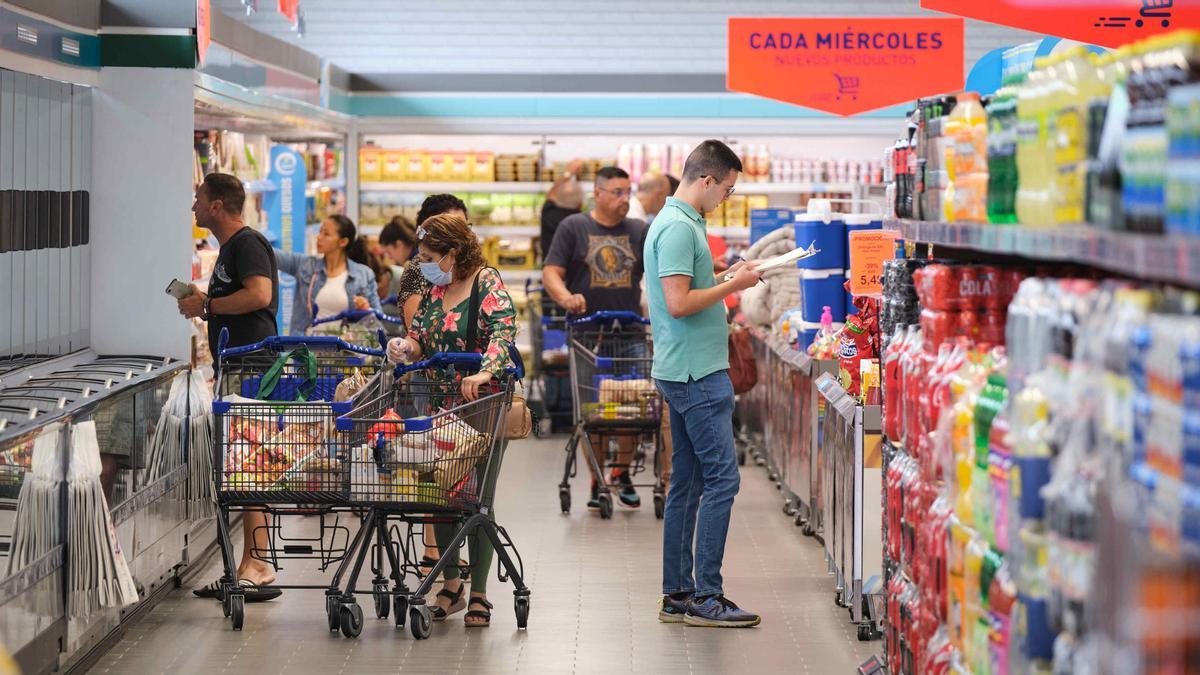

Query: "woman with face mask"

xmin=385 ymin=212 xmax=518 ymax=627
xmin=274 ymin=214 xmax=383 ymax=335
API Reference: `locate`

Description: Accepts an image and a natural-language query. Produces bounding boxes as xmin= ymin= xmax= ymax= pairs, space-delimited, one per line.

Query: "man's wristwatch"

xmin=202 ymin=296 xmax=213 ymax=321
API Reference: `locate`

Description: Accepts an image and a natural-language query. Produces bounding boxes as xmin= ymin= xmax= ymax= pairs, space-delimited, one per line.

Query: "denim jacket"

xmin=274 ymin=250 xmax=383 ymax=335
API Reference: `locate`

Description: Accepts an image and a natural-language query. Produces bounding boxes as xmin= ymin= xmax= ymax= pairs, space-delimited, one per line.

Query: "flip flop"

xmin=193 ymin=578 xmax=281 ymax=602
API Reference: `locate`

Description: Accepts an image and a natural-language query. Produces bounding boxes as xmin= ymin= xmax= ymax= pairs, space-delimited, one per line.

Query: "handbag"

xmin=728 ymin=324 xmax=759 ymax=395
xmin=464 ymin=269 xmax=533 ymax=439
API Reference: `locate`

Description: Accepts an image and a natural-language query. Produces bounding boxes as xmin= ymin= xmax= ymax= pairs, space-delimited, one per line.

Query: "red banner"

xmin=278 ymin=0 xmax=299 ymax=26
xmin=922 ymin=0 xmax=1198 ymax=49
xmin=727 ymin=18 xmax=965 ymax=116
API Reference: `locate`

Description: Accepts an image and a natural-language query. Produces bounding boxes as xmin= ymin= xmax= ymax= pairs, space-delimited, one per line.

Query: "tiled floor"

xmin=90 ymin=435 xmax=880 ymax=674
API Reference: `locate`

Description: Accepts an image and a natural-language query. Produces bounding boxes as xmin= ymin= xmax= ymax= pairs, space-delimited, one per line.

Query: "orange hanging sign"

xmin=196 ymin=0 xmax=211 ymax=64
xmin=848 ymin=230 xmax=900 ymax=297
xmin=727 ymin=18 xmax=965 ymax=116
xmin=278 ymin=0 xmax=299 ymax=25
xmin=921 ymin=0 xmax=1199 ymax=50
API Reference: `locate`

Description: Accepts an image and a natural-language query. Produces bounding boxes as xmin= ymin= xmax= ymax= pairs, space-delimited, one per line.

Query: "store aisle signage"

xmin=921 ymin=0 xmax=1197 ymax=50
xmin=264 ymin=146 xmax=307 ymax=333
xmin=848 ymin=229 xmax=900 ymax=297
xmin=727 ymin=18 xmax=965 ymax=116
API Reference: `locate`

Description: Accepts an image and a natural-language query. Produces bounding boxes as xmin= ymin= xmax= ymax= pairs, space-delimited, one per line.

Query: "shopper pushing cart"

xmin=543 ymin=165 xmax=670 ymax=512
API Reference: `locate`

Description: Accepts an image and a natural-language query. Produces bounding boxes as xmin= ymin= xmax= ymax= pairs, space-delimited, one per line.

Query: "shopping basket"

xmin=210 ymin=328 xmax=385 ymax=631
xmin=325 ymin=351 xmax=530 ymax=640
xmin=558 ymin=311 xmax=665 ymax=519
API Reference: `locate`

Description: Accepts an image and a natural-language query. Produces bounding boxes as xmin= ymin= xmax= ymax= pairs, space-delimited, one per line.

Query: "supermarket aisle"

xmin=91 ymin=436 xmax=876 ymax=674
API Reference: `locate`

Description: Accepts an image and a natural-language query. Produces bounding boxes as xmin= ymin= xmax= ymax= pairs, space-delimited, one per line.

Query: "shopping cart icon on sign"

xmin=1137 ymin=0 xmax=1172 ymax=28
xmin=835 ymin=74 xmax=859 ymax=101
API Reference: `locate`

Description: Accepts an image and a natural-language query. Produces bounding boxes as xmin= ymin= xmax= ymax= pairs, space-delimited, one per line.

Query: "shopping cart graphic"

xmin=835 ymin=74 xmax=860 ymax=101
xmin=1137 ymin=0 xmax=1171 ymax=27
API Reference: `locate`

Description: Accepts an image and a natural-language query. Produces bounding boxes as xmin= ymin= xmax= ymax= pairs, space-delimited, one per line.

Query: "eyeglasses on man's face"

xmin=701 ymin=176 xmax=736 ymax=198
xmin=597 ymin=187 xmax=632 ymax=198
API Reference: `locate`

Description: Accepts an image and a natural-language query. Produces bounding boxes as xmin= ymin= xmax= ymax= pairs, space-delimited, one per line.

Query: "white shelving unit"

xmin=359 ymin=180 xmax=859 ymax=195
xmin=476 ymin=225 xmax=540 ymax=237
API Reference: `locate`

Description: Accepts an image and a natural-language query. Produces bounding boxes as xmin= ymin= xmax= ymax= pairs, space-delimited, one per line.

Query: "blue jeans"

xmin=655 ymin=370 xmax=740 ymax=597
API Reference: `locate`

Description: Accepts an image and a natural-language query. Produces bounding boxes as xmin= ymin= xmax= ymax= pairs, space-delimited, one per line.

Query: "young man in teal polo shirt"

xmin=644 ymin=140 xmax=763 ymax=627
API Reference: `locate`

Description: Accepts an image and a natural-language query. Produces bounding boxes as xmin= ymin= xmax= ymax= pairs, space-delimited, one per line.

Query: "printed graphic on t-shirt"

xmin=214 ymin=263 xmax=232 ymax=285
xmin=586 ymin=235 xmax=635 ymax=289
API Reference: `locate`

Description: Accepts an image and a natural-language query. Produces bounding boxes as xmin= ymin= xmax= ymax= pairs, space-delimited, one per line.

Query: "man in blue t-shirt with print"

xmin=644 ymin=140 xmax=763 ymax=628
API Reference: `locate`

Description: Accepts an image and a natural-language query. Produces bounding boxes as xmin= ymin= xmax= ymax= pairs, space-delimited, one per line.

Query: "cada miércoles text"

xmin=748 ymin=31 xmax=945 ymax=51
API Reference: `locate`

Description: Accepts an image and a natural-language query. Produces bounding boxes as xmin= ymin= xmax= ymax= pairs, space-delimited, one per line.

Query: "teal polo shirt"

xmin=644 ymin=197 xmax=729 ymax=383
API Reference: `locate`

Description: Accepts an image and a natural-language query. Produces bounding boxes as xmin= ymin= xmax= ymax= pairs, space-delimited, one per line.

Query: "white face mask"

xmin=419 ymin=253 xmax=452 ymax=286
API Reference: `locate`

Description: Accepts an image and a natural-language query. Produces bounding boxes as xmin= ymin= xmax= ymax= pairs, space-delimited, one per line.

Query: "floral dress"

xmin=408 ymin=267 xmax=518 ymax=378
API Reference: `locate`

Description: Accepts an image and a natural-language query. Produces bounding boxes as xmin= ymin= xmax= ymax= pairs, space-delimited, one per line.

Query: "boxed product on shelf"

xmin=749 ymin=208 xmax=794 ymax=244
xmin=472 ymin=152 xmax=495 ymax=182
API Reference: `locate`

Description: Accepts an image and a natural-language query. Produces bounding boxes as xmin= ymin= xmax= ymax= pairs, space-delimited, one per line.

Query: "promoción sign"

xmin=727 ymin=18 xmax=965 ymax=116
xmin=921 ymin=0 xmax=1198 ymax=50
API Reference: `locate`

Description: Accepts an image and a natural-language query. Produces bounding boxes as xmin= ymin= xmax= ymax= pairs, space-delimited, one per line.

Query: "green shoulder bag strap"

xmin=254 ymin=346 xmax=319 ymax=402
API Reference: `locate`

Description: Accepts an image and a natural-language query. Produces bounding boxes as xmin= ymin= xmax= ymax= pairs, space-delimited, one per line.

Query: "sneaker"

xmin=587 ymin=482 xmax=601 ymax=510
xmin=659 ymin=593 xmax=691 ymax=623
xmin=614 ymin=471 xmax=641 ymax=508
xmin=683 ymin=595 xmax=761 ymax=628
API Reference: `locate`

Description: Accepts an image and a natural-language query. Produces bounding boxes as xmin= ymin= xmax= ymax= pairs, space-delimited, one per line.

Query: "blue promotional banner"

xmin=263 ymin=145 xmax=307 ymax=333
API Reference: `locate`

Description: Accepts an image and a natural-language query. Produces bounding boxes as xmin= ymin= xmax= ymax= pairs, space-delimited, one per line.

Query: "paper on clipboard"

xmin=724 ymin=242 xmax=821 ymax=281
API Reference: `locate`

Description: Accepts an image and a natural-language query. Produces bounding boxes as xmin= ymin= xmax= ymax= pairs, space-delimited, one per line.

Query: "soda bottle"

xmin=948 ymin=92 xmax=989 ymax=222
xmin=1016 ymin=58 xmax=1058 ymax=227
xmin=987 ymin=76 xmax=1022 ymax=224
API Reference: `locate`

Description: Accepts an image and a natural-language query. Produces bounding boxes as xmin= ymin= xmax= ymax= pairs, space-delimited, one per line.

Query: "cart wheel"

xmin=515 ymin=595 xmax=531 ymax=629
xmin=794 ymin=512 xmax=807 ymax=528
xmin=373 ymin=584 xmax=390 ymax=620
xmin=858 ymin=624 xmax=875 ymax=642
xmin=654 ymin=494 xmax=665 ymax=520
xmin=230 ymin=594 xmax=245 ymax=631
xmin=737 ymin=449 xmax=747 ymax=466
xmin=802 ymin=523 xmax=816 ymax=537
xmin=559 ymin=488 xmax=571 ymax=514
xmin=327 ymin=598 xmax=341 ymax=632
xmin=393 ymin=596 xmax=408 ymax=628
xmin=222 ymin=591 xmax=232 ymax=618
xmin=769 ymin=471 xmax=779 ymax=483
xmin=834 ymin=589 xmax=845 ymax=607
xmin=410 ymin=606 xmax=432 ymax=640
xmin=340 ymin=603 xmax=364 ymax=638
xmin=598 ymin=494 xmax=613 ymax=520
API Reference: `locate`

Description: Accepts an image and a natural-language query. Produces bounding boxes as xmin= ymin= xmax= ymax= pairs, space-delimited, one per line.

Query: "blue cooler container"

xmin=801 ymin=269 xmax=847 ymax=323
xmin=794 ymin=213 xmax=846 ymax=269
xmin=750 ymin=208 xmax=795 ymax=244
xmin=798 ymin=321 xmax=844 ymax=350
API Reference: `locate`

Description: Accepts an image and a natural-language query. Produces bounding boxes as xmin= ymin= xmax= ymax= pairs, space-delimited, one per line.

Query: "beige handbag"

xmin=505 ymin=381 xmax=533 ymax=440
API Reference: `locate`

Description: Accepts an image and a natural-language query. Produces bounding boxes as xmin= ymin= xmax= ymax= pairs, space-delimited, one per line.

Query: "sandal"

xmin=464 ymin=596 xmax=493 ymax=628
xmin=192 ymin=578 xmax=281 ymax=602
xmin=420 ymin=555 xmax=471 ymax=581
xmin=430 ymin=583 xmax=467 ymax=622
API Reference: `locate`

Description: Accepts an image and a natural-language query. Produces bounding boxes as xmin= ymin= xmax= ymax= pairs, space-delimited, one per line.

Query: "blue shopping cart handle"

xmin=568 ymin=310 xmax=650 ymax=326
xmin=393 ymin=347 xmax=525 ymax=380
xmin=310 ymin=306 xmax=404 ymax=326
xmin=218 ymin=328 xmax=385 ymax=359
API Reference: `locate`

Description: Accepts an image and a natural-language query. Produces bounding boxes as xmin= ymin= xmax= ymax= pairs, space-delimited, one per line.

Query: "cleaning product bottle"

xmin=949 ymin=92 xmax=989 ymax=223
xmin=1053 ymin=47 xmax=1104 ymax=225
xmin=1016 ymin=58 xmax=1058 ymax=227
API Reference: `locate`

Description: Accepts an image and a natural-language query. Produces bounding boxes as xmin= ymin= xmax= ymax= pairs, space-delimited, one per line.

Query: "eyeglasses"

xmin=700 ymin=176 xmax=736 ymax=198
xmin=597 ymin=187 xmax=633 ymax=198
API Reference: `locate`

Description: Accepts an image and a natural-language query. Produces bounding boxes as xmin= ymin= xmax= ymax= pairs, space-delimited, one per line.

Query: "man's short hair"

xmin=639 ymin=173 xmax=669 ymax=194
xmin=681 ymin=140 xmax=743 ymax=183
xmin=202 ymin=173 xmax=246 ymax=215
xmin=595 ymin=166 xmax=630 ymax=185
xmin=416 ymin=193 xmax=468 ymax=226
xmin=666 ymin=174 xmax=681 ymax=195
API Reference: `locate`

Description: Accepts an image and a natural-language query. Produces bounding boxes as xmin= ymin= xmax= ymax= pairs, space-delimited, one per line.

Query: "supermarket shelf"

xmin=738 ymin=182 xmax=857 ymax=194
xmin=495 ymin=268 xmax=542 ymax=282
xmin=476 ymin=225 xmax=539 ymax=237
xmin=711 ymin=227 xmax=751 ymax=240
xmin=360 ymin=181 xmax=591 ymax=193
xmin=307 ymin=177 xmax=346 ymax=190
xmin=894 ymin=219 xmax=1200 ymax=288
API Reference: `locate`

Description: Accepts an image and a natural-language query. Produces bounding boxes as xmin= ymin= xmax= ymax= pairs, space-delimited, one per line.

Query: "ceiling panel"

xmin=215 ymin=0 xmax=1040 ymax=78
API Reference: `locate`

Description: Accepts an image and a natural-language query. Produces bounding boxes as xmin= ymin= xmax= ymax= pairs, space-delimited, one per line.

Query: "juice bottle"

xmin=987 ymin=77 xmax=1022 ymax=224
xmin=949 ymin=92 xmax=989 ymax=223
xmin=1052 ymin=47 xmax=1103 ymax=225
xmin=1016 ymin=58 xmax=1058 ymax=226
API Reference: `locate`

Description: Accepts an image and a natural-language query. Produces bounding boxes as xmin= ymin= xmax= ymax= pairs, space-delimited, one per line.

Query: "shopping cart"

xmin=1137 ymin=0 xmax=1172 ymax=27
xmin=308 ymin=307 xmax=404 ymax=346
xmin=559 ymin=311 xmax=665 ymax=519
xmin=523 ymin=280 xmax=569 ymax=434
xmin=210 ymin=329 xmax=386 ymax=631
xmin=330 ymin=351 xmax=530 ymax=640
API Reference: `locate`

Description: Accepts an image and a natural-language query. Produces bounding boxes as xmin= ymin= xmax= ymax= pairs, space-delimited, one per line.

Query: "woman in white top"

xmin=275 ymin=215 xmax=383 ymax=335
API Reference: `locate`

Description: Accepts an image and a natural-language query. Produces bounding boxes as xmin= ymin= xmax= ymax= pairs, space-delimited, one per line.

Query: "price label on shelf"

xmin=848 ymin=229 xmax=899 ymax=297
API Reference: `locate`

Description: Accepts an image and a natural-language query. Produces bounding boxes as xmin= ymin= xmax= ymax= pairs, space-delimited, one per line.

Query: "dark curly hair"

xmin=418 ymin=213 xmax=485 ymax=282
xmin=416 ymin=193 xmax=468 ymax=227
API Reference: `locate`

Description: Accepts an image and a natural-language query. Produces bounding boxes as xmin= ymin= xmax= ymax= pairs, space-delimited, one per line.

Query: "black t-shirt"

xmin=540 ymin=198 xmax=581 ymax=258
xmin=544 ymin=212 xmax=648 ymax=315
xmin=207 ymin=227 xmax=279 ymax=360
